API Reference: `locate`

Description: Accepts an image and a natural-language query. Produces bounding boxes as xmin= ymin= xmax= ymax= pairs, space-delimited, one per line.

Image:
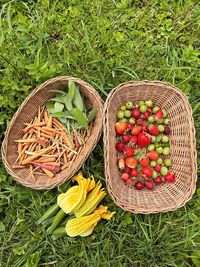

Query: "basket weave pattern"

xmin=103 ymin=81 xmax=197 ymax=214
xmin=2 ymin=76 xmax=103 ymax=190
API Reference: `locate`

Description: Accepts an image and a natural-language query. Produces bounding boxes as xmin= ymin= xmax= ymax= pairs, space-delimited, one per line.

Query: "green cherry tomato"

xmin=160 ymin=166 xmax=168 ymax=176
xmin=148 ymin=144 xmax=155 ymax=151
xmin=151 ymin=136 xmax=156 ymax=143
xmin=152 ymin=171 xmax=158 ymax=179
xmin=163 ymin=147 xmax=170 ymax=155
xmin=157 ymin=158 xmax=163 ymax=164
xmin=124 ymin=110 xmax=132 ymax=118
xmin=164 ymin=118 xmax=170 ymax=125
xmin=162 ymin=135 xmax=169 ymax=143
xmin=129 ymin=118 xmax=136 ymax=124
xmin=140 ymin=105 xmax=147 ymax=113
xmin=150 ymin=161 xmax=157 ymax=167
xmin=120 ymin=105 xmax=127 ymax=111
xmin=148 ymin=116 xmax=155 ymax=123
xmin=156 ymin=147 xmax=163 ymax=154
xmin=145 ymin=100 xmax=153 ymax=107
xmin=125 ymin=102 xmax=133 ymax=109
xmin=117 ymin=110 xmax=124 ymax=119
xmin=164 ymin=159 xmax=171 ymax=167
xmin=158 ymin=125 xmax=164 ymax=132
xmin=139 ymin=100 xmax=145 ymax=106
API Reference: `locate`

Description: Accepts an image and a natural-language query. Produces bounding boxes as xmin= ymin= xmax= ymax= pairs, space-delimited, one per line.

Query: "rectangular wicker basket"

xmin=103 ymin=81 xmax=197 ymax=214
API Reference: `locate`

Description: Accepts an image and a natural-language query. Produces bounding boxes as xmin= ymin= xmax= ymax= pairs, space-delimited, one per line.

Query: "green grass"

xmin=0 ymin=0 xmax=200 ymax=266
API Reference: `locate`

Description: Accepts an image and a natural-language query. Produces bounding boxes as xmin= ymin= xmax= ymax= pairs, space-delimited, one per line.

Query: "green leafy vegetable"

xmin=70 ymin=107 xmax=88 ymax=129
xmin=54 ymin=102 xmax=64 ymax=112
xmin=73 ymin=86 xmax=84 ymax=112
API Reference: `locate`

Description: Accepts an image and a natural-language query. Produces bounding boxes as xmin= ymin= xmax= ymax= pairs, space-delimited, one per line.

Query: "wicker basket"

xmin=2 ymin=76 xmax=103 ymax=190
xmin=104 ymin=81 xmax=197 ymax=214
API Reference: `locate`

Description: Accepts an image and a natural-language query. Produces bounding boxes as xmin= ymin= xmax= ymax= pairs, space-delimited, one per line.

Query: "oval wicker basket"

xmin=2 ymin=76 xmax=103 ymax=190
xmin=104 ymin=81 xmax=197 ymax=214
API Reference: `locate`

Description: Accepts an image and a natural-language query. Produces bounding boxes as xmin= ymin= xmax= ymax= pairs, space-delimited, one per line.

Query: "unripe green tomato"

xmin=148 ymin=116 xmax=155 ymax=123
xmin=117 ymin=110 xmax=124 ymax=119
xmin=164 ymin=159 xmax=171 ymax=167
xmin=139 ymin=100 xmax=145 ymax=106
xmin=156 ymin=147 xmax=163 ymax=154
xmin=152 ymin=171 xmax=158 ymax=179
xmin=145 ymin=100 xmax=153 ymax=107
xmin=158 ymin=125 xmax=164 ymax=132
xmin=160 ymin=166 xmax=168 ymax=176
xmin=157 ymin=158 xmax=163 ymax=164
xmin=163 ymin=147 xmax=170 ymax=155
xmin=156 ymin=135 xmax=162 ymax=142
xmin=150 ymin=161 xmax=157 ymax=167
xmin=162 ymin=135 xmax=169 ymax=143
xmin=152 ymin=106 xmax=160 ymax=113
xmin=151 ymin=136 xmax=156 ymax=143
xmin=120 ymin=105 xmax=127 ymax=111
xmin=124 ymin=110 xmax=131 ymax=118
xmin=125 ymin=101 xmax=133 ymax=109
xmin=148 ymin=144 xmax=155 ymax=151
xmin=140 ymin=105 xmax=147 ymax=113
xmin=129 ymin=118 xmax=136 ymax=124
xmin=164 ymin=118 xmax=170 ymax=125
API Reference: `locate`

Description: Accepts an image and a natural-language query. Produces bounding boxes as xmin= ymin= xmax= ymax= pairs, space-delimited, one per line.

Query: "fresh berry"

xmin=118 ymin=157 xmax=125 ymax=170
xmin=148 ymin=144 xmax=155 ymax=151
xmin=164 ymin=159 xmax=171 ymax=167
xmin=152 ymin=106 xmax=160 ymax=113
xmin=148 ymin=124 xmax=159 ymax=136
xmin=124 ymin=147 xmax=135 ymax=157
xmin=120 ymin=105 xmax=127 ymax=111
xmin=130 ymin=168 xmax=139 ymax=177
xmin=129 ymin=118 xmax=136 ymax=124
xmin=124 ymin=166 xmax=131 ymax=173
xmin=155 ymin=109 xmax=163 ymax=119
xmin=162 ymin=109 xmax=167 ymax=118
xmin=164 ymin=126 xmax=171 ymax=135
xmin=134 ymin=181 xmax=144 ymax=190
xmin=161 ymin=135 xmax=169 ymax=143
xmin=156 ymin=147 xmax=163 ymax=154
xmin=138 ymin=132 xmax=151 ymax=147
xmin=164 ymin=118 xmax=170 ymax=125
xmin=126 ymin=178 xmax=133 ymax=186
xmin=148 ymin=116 xmax=155 ymax=123
xmin=131 ymin=108 xmax=140 ymax=119
xmin=130 ymin=136 xmax=137 ymax=145
xmin=125 ymin=157 xmax=137 ymax=168
xmin=163 ymin=147 xmax=170 ymax=155
xmin=139 ymin=100 xmax=145 ymax=106
xmin=142 ymin=125 xmax=148 ymax=132
xmin=115 ymin=122 xmax=127 ymax=135
xmin=150 ymin=160 xmax=157 ymax=167
xmin=122 ymin=135 xmax=131 ymax=143
xmin=164 ymin=172 xmax=175 ymax=183
xmin=155 ymin=176 xmax=163 ymax=184
xmin=115 ymin=142 xmax=125 ymax=152
xmin=145 ymin=180 xmax=154 ymax=190
xmin=157 ymin=158 xmax=163 ymax=164
xmin=139 ymin=157 xmax=150 ymax=167
xmin=120 ymin=118 xmax=128 ymax=123
xmin=121 ymin=172 xmax=129 ymax=181
xmin=152 ymin=170 xmax=158 ymax=179
xmin=136 ymin=118 xmax=143 ymax=125
xmin=158 ymin=125 xmax=164 ymax=132
xmin=147 ymin=150 xmax=159 ymax=161
xmin=127 ymin=123 xmax=134 ymax=130
xmin=155 ymin=164 xmax=161 ymax=172
xmin=141 ymin=166 xmax=153 ymax=178
xmin=131 ymin=126 xmax=142 ymax=135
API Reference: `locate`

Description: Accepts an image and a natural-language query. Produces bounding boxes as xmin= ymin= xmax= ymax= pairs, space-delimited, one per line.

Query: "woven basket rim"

xmin=2 ymin=76 xmax=104 ymax=190
xmin=103 ymin=80 xmax=197 ymax=214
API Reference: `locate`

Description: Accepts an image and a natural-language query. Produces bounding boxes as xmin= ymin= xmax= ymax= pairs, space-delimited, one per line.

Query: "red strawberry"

xmin=118 ymin=157 xmax=125 ymax=170
xmin=147 ymin=107 xmax=152 ymax=112
xmin=154 ymin=164 xmax=161 ymax=172
xmin=126 ymin=178 xmax=132 ymax=186
xmin=127 ymin=123 xmax=134 ymax=130
xmin=121 ymin=172 xmax=129 ymax=181
xmin=130 ymin=136 xmax=137 ymax=145
xmin=122 ymin=135 xmax=131 ymax=143
xmin=131 ymin=126 xmax=142 ymax=135
xmin=131 ymin=108 xmax=140 ymax=118
xmin=155 ymin=176 xmax=163 ymax=184
xmin=144 ymin=180 xmax=154 ymax=190
xmin=115 ymin=142 xmax=125 ymax=152
xmin=144 ymin=111 xmax=150 ymax=118
xmin=115 ymin=122 xmax=127 ymax=135
xmin=134 ymin=181 xmax=144 ymax=190
xmin=139 ymin=157 xmax=150 ymax=167
xmin=148 ymin=124 xmax=159 ymax=136
xmin=130 ymin=168 xmax=138 ymax=177
xmin=155 ymin=109 xmax=163 ymax=119
xmin=136 ymin=118 xmax=143 ymax=125
xmin=138 ymin=132 xmax=151 ymax=147
xmin=141 ymin=166 xmax=153 ymax=178
xmin=124 ymin=146 xmax=135 ymax=157
xmin=125 ymin=157 xmax=137 ymax=168
xmin=142 ymin=125 xmax=148 ymax=132
xmin=165 ymin=172 xmax=175 ymax=183
xmin=147 ymin=151 xmax=159 ymax=161
xmin=124 ymin=166 xmax=131 ymax=173
xmin=164 ymin=126 xmax=171 ymax=135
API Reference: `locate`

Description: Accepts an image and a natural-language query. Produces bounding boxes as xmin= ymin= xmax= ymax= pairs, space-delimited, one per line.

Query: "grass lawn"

xmin=0 ymin=1 xmax=200 ymax=266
